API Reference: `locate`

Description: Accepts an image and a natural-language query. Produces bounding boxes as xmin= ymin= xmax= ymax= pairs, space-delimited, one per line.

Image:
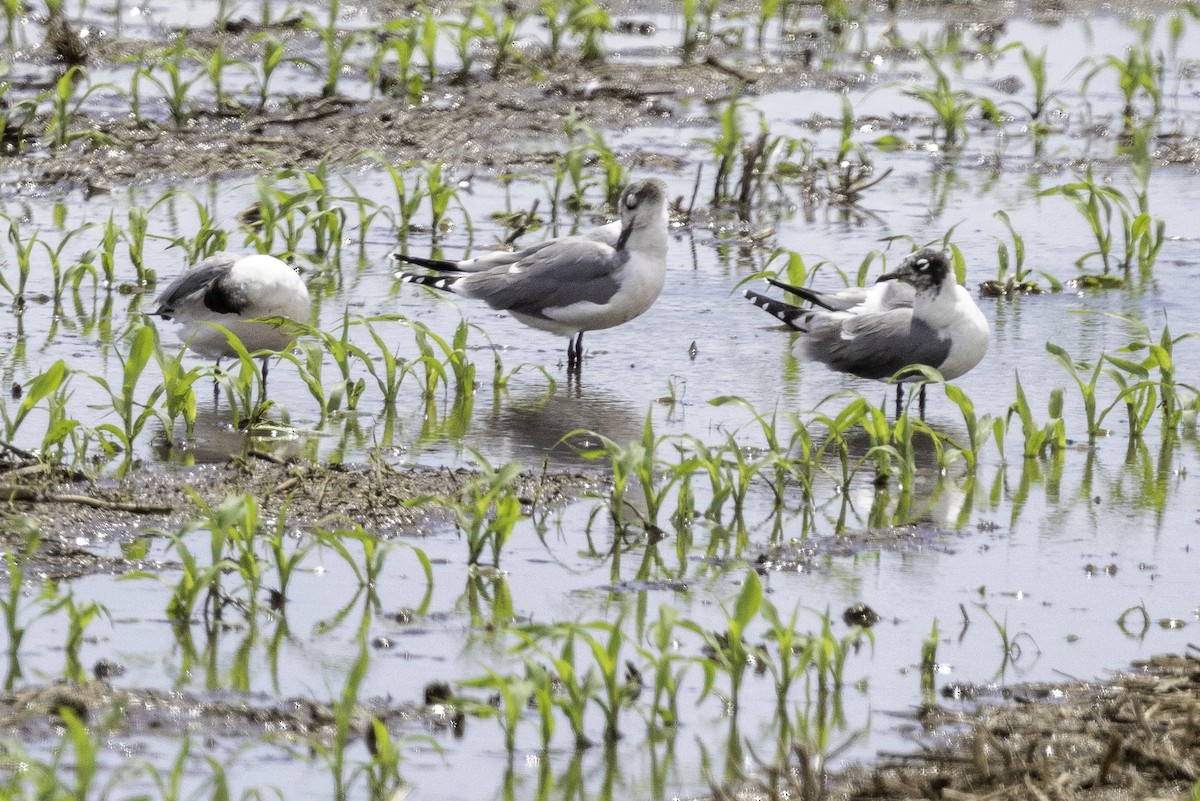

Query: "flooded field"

xmin=2 ymin=0 xmax=1200 ymax=799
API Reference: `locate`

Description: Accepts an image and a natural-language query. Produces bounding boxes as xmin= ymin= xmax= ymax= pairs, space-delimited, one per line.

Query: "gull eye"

xmin=625 ymin=194 xmax=639 ymax=210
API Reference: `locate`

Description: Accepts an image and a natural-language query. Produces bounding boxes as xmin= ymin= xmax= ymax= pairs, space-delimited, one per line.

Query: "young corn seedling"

xmin=715 ymin=431 xmax=763 ymax=532
xmin=290 ymin=158 xmax=346 ymax=260
xmin=51 ymin=707 xmax=106 ymax=799
xmin=122 ymin=526 xmax=222 ymax=631
xmin=638 ymin=604 xmax=690 ymax=733
xmin=445 ymin=5 xmax=482 ymax=83
xmin=819 ymin=97 xmax=891 ymax=208
xmin=904 ymin=48 xmax=979 ymax=148
xmin=302 ymin=0 xmax=362 ymax=99
xmin=283 ymin=314 xmax=367 ymax=423
xmin=250 ymin=34 xmax=290 ymax=112
xmin=1040 ymin=163 xmax=1163 ymax=278
xmin=1045 ymin=341 xmax=1109 ymax=442
xmin=319 ymin=524 xmax=434 ymax=614
xmin=1 ymin=216 xmax=37 ymax=303
xmin=576 ymin=617 xmax=635 ymax=744
xmin=977 ymin=605 xmax=1039 ymax=677
xmin=521 ymin=659 xmax=558 ymax=752
xmin=582 ymin=124 xmax=627 ymax=210
xmin=371 ymin=18 xmax=426 ymax=103
xmin=856 ymin=399 xmax=900 ymax=486
xmin=678 ymin=434 xmax=734 ymax=525
xmin=424 ymin=449 xmax=526 ymax=567
xmin=1002 ymin=44 xmax=1060 ymax=133
xmin=417 ymin=6 xmax=440 ymax=82
xmin=920 ymin=618 xmax=940 ymax=702
xmin=1 ymin=524 xmax=63 ymax=689
xmin=362 ymin=717 xmax=424 ymax=801
xmin=1124 ymin=125 xmax=1167 ymax=274
xmin=538 ymin=0 xmax=571 ymax=66
xmin=137 ymin=492 xmax=269 ymax=627
xmin=161 ymin=189 xmax=229 ymax=264
xmin=400 ymin=316 xmax=475 ymax=405
xmin=683 ymin=569 xmax=765 ymax=713
xmin=460 ymin=669 xmax=535 ymax=752
xmin=811 ymin=605 xmax=870 ymax=694
xmin=202 ymin=41 xmax=248 ymax=114
xmin=811 ymin=396 xmax=875 ymax=492
xmin=1103 ymin=312 xmax=1200 ymax=437
xmin=979 ymin=209 xmax=1047 ymax=297
xmin=125 ymin=204 xmax=157 ymax=285
xmin=151 ymin=326 xmax=203 ymax=445
xmin=538 ymin=0 xmax=612 ymax=64
xmin=44 ymin=65 xmax=120 ymax=148
xmin=942 ymin=383 xmax=1001 ymax=471
xmin=90 ymin=324 xmax=165 ymax=472
xmin=1083 ymin=26 xmax=1163 ymax=132
xmin=0 ymin=79 xmax=39 ymax=154
xmin=473 ymin=1 xmax=528 ymax=79
xmin=554 ymin=140 xmax=593 ymax=213
xmin=571 ymin=0 xmax=610 ymax=63
xmin=1 ymin=359 xmax=71 ymax=445
xmin=246 ymin=493 xmax=309 ymax=613
xmin=760 ymin=598 xmax=816 ymax=716
xmin=569 ymin=411 xmax=685 ymax=537
xmin=314 ymin=637 xmax=370 ymax=800
xmin=240 ymin=178 xmax=314 ymax=256
xmin=362 ymin=317 xmax=410 ymax=406
xmin=515 ymin=624 xmax=596 ymax=749
xmin=680 ymin=0 xmax=719 ymax=61
xmin=460 ymin=568 xmax=515 ymax=629
xmin=137 ymin=33 xmax=206 ymax=129
xmin=61 ymin=593 xmax=109 ymax=683
xmin=701 ymin=90 xmax=748 ymax=205
xmin=1008 ymin=375 xmax=1066 ymax=459
xmin=755 ymin=0 xmax=781 ymax=51
xmin=364 ymin=154 xmax=428 ymax=243
xmin=421 ymin=160 xmax=472 ymax=240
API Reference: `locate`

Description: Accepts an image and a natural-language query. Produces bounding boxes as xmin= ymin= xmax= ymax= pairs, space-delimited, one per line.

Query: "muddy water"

xmin=4 ymin=2 xmax=1200 ymax=800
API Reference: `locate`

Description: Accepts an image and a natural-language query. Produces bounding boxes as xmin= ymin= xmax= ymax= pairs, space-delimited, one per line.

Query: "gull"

xmin=393 ymin=178 xmax=669 ymax=375
xmin=744 ymin=248 xmax=989 ymax=415
xmin=152 ymin=252 xmax=311 ymax=393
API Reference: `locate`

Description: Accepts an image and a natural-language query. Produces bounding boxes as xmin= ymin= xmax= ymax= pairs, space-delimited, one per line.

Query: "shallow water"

xmin=4 ymin=2 xmax=1200 ymax=799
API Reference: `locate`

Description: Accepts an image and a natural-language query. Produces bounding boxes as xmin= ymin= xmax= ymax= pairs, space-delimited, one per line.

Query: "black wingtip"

xmin=390 ymin=252 xmax=462 ymax=272
xmin=399 ymin=273 xmax=456 ymax=292
xmin=764 ymin=277 xmax=842 ymax=311
xmin=744 ymin=289 xmax=808 ymax=331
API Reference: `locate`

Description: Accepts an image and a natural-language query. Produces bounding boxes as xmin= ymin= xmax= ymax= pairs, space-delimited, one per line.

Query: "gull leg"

xmin=894 ymin=384 xmax=903 ymax=419
xmin=213 ymin=357 xmax=222 ymax=404
xmin=261 ymin=356 xmax=270 ymax=400
xmin=567 ymin=332 xmax=584 ymax=376
xmin=919 ymin=384 xmax=927 ymax=420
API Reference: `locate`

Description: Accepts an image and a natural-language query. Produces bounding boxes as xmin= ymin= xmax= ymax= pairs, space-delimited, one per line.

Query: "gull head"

xmin=618 ymin=178 xmax=667 ymax=229
xmin=876 ymin=248 xmax=951 ymax=293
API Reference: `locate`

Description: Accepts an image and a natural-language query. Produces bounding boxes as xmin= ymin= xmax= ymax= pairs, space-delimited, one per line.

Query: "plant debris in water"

xmin=830 ymin=651 xmax=1200 ymax=800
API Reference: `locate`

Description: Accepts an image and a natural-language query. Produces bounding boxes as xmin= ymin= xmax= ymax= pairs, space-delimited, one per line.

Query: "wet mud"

xmin=9 ymin=0 xmax=1200 ymax=192
xmin=0 ymin=454 xmax=596 ymax=579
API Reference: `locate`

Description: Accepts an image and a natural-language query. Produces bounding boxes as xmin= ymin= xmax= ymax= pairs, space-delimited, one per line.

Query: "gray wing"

xmin=428 ymin=220 xmax=623 ymax=273
xmin=455 ymin=237 xmax=627 ymax=316
xmin=153 ymin=253 xmax=245 ymax=317
xmin=803 ymin=308 xmax=951 ymax=380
